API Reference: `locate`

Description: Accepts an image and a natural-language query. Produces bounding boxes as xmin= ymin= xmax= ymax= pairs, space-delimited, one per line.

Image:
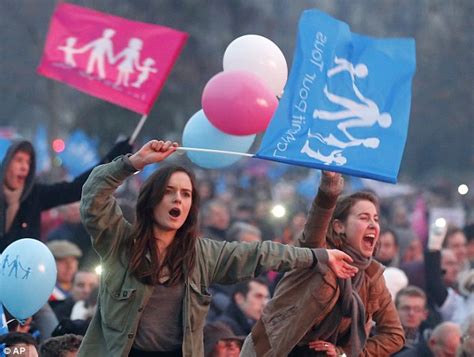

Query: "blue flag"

xmin=256 ymin=10 xmax=416 ymax=183
xmin=59 ymin=130 xmax=99 ymax=177
xmin=34 ymin=124 xmax=52 ymax=174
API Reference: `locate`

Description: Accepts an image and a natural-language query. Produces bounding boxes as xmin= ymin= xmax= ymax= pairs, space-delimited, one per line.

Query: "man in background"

xmin=0 ymin=138 xmax=132 ymax=253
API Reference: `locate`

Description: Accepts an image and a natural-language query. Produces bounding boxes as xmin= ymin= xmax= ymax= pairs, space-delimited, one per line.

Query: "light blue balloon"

xmin=0 ymin=239 xmax=57 ymax=320
xmin=182 ymin=109 xmax=255 ymax=169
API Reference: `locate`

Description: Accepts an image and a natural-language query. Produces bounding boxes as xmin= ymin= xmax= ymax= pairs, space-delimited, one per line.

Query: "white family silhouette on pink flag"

xmin=57 ymin=28 xmax=158 ymax=88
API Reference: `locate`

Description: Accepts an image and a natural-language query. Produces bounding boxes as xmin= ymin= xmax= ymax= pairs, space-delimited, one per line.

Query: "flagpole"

xmin=129 ymin=115 xmax=148 ymax=145
xmin=177 ymin=146 xmax=254 ymax=157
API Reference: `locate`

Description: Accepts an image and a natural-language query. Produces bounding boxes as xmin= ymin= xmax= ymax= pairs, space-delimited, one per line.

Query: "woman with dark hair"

xmin=77 ymin=140 xmax=357 ymax=357
xmin=243 ymin=181 xmax=405 ymax=356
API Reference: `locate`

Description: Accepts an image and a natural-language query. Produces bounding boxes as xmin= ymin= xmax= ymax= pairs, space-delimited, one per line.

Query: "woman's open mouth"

xmin=363 ymin=234 xmax=376 ymax=249
xmin=169 ymin=208 xmax=181 ymax=218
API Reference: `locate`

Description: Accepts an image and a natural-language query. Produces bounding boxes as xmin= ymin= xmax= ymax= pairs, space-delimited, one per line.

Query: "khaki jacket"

xmin=77 ymin=157 xmax=316 ymax=357
xmin=251 ymin=191 xmax=405 ymax=356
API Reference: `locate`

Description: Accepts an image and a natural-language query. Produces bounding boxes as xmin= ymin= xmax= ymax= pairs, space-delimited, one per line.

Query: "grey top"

xmin=133 ymin=282 xmax=185 ymax=351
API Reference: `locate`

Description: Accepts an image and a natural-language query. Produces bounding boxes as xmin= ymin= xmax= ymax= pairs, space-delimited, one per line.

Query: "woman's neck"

xmin=153 ymin=228 xmax=176 ymax=253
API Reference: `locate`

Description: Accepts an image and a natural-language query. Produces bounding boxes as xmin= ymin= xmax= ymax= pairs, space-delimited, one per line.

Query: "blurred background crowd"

xmin=0 ymin=0 xmax=472 ymax=356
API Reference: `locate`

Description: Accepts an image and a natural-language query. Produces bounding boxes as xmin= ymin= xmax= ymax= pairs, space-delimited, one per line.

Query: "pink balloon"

xmin=202 ymin=70 xmax=278 ymax=135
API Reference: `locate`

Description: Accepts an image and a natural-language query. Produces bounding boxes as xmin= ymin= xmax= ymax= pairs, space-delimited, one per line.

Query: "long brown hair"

xmin=128 ymin=165 xmax=200 ymax=286
xmin=326 ymin=191 xmax=379 ymax=249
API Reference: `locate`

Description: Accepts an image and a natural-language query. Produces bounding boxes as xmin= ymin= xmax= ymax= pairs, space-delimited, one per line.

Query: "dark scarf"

xmin=300 ymin=244 xmax=371 ymax=357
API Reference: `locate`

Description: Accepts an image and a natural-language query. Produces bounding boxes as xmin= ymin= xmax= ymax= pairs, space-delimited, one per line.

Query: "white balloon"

xmin=223 ymin=34 xmax=288 ymax=97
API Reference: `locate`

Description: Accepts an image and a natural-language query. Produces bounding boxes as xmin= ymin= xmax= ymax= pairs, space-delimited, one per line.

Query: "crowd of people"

xmin=0 ymin=138 xmax=472 ymax=356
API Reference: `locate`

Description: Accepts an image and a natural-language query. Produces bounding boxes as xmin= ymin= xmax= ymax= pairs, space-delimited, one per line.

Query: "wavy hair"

xmin=128 ymin=164 xmax=200 ymax=286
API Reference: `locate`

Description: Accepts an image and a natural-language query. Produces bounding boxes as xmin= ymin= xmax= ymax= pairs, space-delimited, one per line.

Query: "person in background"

xmin=278 ymin=208 xmax=308 ymax=246
xmin=203 ymin=321 xmax=243 ymax=357
xmin=47 ymin=202 xmax=98 ymax=270
xmin=70 ymin=286 xmax=99 ymax=321
xmin=39 ymin=334 xmax=83 ymax=357
xmin=200 ymin=199 xmax=231 ymax=242
xmin=425 ymin=220 xmax=464 ymax=322
xmin=452 ymin=269 xmax=474 ymax=326
xmin=394 ymin=286 xmax=429 ymax=352
xmin=442 ymin=226 xmax=468 ymax=272
xmin=52 ymin=271 xmax=99 ymax=321
xmin=231 ymin=200 xmax=255 ymax=224
xmin=51 ymin=320 xmax=89 ymax=338
xmin=30 ymin=303 xmax=59 ymax=344
xmin=47 ymin=240 xmax=82 ymax=305
xmin=396 ymin=321 xmax=462 ymax=357
xmin=0 ymin=332 xmax=38 ymax=357
xmin=253 ymin=199 xmax=276 ymax=242
xmin=226 ymin=222 xmax=261 ymax=243
xmin=464 ymin=223 xmax=474 ymax=268
xmin=216 ymin=278 xmax=269 ymax=336
xmin=440 ymin=249 xmax=462 ymax=290
xmin=0 ymin=138 xmax=132 ymax=253
xmin=196 ymin=179 xmax=215 ymax=204
xmin=375 ymin=227 xmax=400 ymax=267
xmin=77 ymin=140 xmax=357 ymax=356
xmin=458 ymin=314 xmax=474 ymax=357
xmin=3 ymin=312 xmax=41 ymax=344
xmin=401 ymin=239 xmax=424 ymax=264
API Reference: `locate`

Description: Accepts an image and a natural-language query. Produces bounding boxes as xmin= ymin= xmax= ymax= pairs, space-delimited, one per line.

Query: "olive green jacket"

xmin=77 ymin=156 xmax=318 ymax=357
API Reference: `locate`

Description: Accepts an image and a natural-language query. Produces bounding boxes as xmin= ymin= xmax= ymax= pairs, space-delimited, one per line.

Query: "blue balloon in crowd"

xmin=0 ymin=239 xmax=57 ymax=320
xmin=182 ymin=109 xmax=255 ymax=169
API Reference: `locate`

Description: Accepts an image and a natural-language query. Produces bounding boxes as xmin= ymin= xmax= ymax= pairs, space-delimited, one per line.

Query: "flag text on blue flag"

xmin=256 ymin=10 xmax=416 ymax=183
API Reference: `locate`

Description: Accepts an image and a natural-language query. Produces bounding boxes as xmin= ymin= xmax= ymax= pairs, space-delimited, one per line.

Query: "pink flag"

xmin=37 ymin=3 xmax=188 ymax=114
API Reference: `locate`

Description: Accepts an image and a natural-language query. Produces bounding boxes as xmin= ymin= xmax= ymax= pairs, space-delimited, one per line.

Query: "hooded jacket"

xmin=0 ymin=139 xmax=131 ymax=253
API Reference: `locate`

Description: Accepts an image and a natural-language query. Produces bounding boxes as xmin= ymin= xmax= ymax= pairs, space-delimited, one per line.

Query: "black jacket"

xmin=216 ymin=300 xmax=255 ymax=336
xmin=0 ymin=139 xmax=132 ymax=253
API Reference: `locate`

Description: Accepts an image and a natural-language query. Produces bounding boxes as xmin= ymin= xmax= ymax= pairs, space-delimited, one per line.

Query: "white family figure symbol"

xmin=301 ymin=56 xmax=392 ymax=165
xmin=57 ymin=37 xmax=82 ymax=67
xmin=132 ymin=58 xmax=158 ymax=88
xmin=112 ymin=38 xmax=144 ymax=87
xmin=80 ymin=28 xmax=116 ymax=79
xmin=56 ymin=28 xmax=158 ymax=87
xmin=301 ymin=138 xmax=348 ymax=166
xmin=327 ymin=56 xmax=368 ymax=81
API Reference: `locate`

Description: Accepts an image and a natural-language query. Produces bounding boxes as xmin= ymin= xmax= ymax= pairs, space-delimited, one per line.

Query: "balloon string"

xmin=176 ymin=146 xmax=254 ymax=157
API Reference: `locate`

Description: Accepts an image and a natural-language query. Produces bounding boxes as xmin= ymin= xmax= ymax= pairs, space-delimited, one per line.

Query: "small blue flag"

xmin=59 ymin=130 xmax=99 ymax=177
xmin=34 ymin=124 xmax=51 ymax=174
xmin=256 ymin=10 xmax=416 ymax=183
